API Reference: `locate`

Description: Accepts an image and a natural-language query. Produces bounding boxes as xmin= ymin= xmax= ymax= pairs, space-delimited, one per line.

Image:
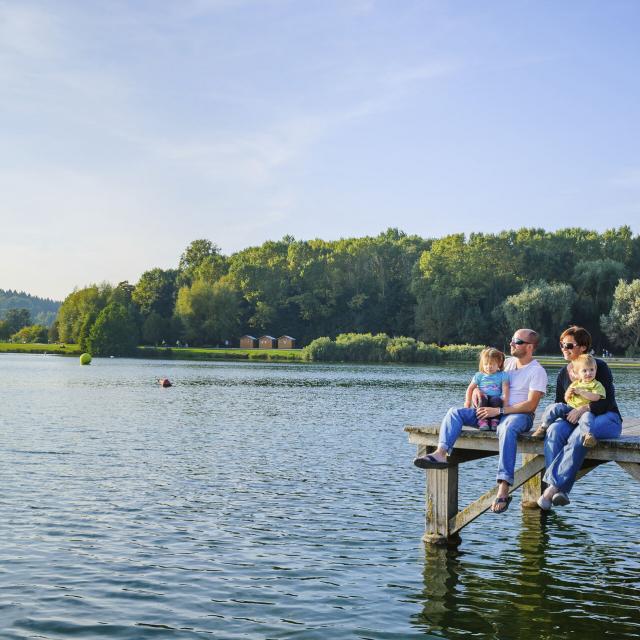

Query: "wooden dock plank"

xmin=405 ymin=418 xmax=640 ymax=463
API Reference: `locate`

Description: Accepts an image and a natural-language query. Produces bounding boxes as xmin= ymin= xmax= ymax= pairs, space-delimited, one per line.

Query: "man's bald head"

xmin=520 ymin=329 xmax=539 ymax=348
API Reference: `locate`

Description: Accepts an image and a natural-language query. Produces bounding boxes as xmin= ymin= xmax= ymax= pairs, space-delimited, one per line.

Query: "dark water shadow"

xmin=409 ymin=510 xmax=640 ymax=639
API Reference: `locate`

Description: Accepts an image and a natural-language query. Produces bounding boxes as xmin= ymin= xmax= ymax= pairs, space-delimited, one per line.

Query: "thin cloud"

xmin=609 ymin=169 xmax=640 ymax=190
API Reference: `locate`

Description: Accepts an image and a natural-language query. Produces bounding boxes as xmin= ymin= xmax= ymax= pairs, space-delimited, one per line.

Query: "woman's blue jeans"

xmin=543 ymin=411 xmax=622 ymax=493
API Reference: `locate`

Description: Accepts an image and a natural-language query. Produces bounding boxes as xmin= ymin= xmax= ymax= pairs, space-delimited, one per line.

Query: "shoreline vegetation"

xmin=2 ymin=335 xmax=640 ymax=368
xmin=4 ymin=230 xmax=640 ymax=359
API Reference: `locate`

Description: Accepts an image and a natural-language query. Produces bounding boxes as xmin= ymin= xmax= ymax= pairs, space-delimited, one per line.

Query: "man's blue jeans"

xmin=543 ymin=411 xmax=622 ymax=493
xmin=438 ymin=407 xmax=533 ymax=485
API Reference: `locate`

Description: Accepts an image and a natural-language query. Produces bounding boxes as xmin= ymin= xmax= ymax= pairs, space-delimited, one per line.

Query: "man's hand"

xmin=476 ymin=406 xmax=500 ymax=420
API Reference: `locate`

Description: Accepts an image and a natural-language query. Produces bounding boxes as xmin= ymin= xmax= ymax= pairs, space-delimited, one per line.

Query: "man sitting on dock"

xmin=414 ymin=328 xmax=548 ymax=513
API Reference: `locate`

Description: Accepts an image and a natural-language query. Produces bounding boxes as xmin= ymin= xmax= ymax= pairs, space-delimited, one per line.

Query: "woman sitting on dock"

xmin=536 ymin=326 xmax=622 ymax=510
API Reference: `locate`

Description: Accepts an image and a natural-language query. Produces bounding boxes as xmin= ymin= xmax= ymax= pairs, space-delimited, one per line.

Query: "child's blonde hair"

xmin=479 ymin=347 xmax=505 ymax=372
xmin=574 ymin=353 xmax=597 ymax=372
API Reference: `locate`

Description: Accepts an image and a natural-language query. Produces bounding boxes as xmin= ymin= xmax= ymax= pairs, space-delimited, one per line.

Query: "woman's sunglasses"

xmin=560 ymin=342 xmax=577 ymax=349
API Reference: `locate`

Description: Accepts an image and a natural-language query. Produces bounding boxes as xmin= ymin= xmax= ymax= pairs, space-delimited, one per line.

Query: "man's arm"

xmin=476 ymin=390 xmax=544 ymax=419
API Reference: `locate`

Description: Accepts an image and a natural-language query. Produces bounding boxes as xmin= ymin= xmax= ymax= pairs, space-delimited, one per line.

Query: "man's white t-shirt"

xmin=504 ymin=357 xmax=548 ymax=407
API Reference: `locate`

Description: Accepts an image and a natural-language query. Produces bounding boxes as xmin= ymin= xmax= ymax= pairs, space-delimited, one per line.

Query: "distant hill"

xmin=0 ymin=289 xmax=60 ymax=327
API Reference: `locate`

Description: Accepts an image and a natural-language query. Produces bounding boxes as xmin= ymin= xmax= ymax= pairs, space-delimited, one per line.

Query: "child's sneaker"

xmin=531 ymin=425 xmax=547 ymax=439
xmin=583 ymin=433 xmax=598 ymax=448
xmin=489 ymin=418 xmax=500 ymax=431
xmin=478 ymin=419 xmax=491 ymax=432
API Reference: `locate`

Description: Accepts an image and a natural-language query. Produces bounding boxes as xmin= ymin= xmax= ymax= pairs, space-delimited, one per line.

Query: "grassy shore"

xmin=0 ymin=342 xmax=82 ymax=355
xmin=2 ymin=342 xmax=640 ymax=368
xmin=137 ymin=346 xmax=303 ymax=361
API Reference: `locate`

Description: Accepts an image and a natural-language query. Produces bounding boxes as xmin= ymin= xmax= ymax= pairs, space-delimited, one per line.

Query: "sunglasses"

xmin=510 ymin=338 xmax=531 ymax=345
xmin=560 ymin=342 xmax=577 ymax=349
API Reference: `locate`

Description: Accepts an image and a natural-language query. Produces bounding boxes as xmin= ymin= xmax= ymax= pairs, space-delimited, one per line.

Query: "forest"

xmin=4 ymin=227 xmax=640 ymax=357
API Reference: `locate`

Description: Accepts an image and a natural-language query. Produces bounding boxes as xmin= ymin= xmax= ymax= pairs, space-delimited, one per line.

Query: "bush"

xmin=415 ymin=342 xmax=444 ymax=363
xmin=334 ymin=332 xmax=389 ymax=362
xmin=386 ymin=336 xmax=418 ymax=362
xmin=439 ymin=344 xmax=485 ymax=362
xmin=303 ymin=334 xmax=484 ymax=364
xmin=10 ymin=324 xmax=48 ymax=343
xmin=303 ymin=337 xmax=340 ymax=362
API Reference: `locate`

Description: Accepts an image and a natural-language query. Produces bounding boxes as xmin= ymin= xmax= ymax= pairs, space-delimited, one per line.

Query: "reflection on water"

xmin=414 ymin=510 xmax=640 ymax=639
xmin=0 ymin=354 xmax=639 ymax=639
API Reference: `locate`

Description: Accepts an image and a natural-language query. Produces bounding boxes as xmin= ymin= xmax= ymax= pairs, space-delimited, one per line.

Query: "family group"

xmin=413 ymin=326 xmax=622 ymax=513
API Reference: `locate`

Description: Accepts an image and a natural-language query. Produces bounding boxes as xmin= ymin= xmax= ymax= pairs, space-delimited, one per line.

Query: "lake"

xmin=0 ymin=354 xmax=639 ymax=639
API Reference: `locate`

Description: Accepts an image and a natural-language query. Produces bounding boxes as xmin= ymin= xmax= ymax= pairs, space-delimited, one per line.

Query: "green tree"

xmin=56 ymin=284 xmax=112 ymax=343
xmin=571 ymin=259 xmax=626 ymax=345
xmin=10 ymin=324 xmax=48 ymax=343
xmin=132 ymin=268 xmax=178 ymax=317
xmin=495 ymin=281 xmax=576 ymax=351
xmin=142 ymin=312 xmax=170 ymax=345
xmin=87 ymin=302 xmax=139 ymax=356
xmin=175 ymin=279 xmax=240 ymax=345
xmin=48 ymin=320 xmax=59 ymax=343
xmin=5 ymin=308 xmax=31 ymax=333
xmin=601 ymin=279 xmax=640 ymax=356
xmin=0 ymin=320 xmax=11 ymax=341
xmin=78 ymin=311 xmax=98 ymax=352
xmin=178 ymin=239 xmax=227 ymax=287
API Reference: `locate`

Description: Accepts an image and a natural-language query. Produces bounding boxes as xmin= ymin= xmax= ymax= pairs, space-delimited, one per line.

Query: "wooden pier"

xmin=405 ymin=419 xmax=640 ymax=545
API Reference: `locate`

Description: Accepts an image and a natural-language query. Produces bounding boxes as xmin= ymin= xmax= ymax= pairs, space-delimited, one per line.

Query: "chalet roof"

xmin=259 ymin=335 xmax=276 ymax=340
xmin=240 ymin=334 xmax=257 ymax=339
xmin=278 ymin=335 xmax=296 ymax=340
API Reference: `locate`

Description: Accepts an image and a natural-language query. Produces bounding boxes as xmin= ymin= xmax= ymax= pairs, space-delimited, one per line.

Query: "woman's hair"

xmin=560 ymin=325 xmax=592 ymax=351
xmin=479 ymin=347 xmax=505 ymax=372
xmin=574 ymin=353 xmax=597 ymax=372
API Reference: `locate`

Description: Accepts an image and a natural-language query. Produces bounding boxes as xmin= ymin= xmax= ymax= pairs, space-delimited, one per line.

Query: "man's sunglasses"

xmin=560 ymin=342 xmax=578 ymax=350
xmin=510 ymin=338 xmax=532 ymax=345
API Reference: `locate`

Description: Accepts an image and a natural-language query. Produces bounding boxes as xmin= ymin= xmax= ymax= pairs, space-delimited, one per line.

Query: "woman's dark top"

xmin=554 ymin=358 xmax=621 ymax=419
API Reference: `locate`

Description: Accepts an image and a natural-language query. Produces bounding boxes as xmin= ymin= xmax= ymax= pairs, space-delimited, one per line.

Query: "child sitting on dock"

xmin=531 ymin=353 xmax=605 ymax=447
xmin=464 ymin=348 xmax=509 ymax=432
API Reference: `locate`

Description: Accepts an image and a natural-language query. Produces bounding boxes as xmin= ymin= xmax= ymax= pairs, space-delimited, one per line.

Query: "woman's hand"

xmin=566 ymin=405 xmax=588 ymax=424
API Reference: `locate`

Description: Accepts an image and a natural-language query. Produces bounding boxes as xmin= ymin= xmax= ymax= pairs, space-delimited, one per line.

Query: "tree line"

xmin=8 ymin=226 xmax=640 ymax=357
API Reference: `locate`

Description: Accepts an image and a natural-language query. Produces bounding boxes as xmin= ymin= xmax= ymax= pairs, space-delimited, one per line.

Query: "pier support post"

xmin=521 ymin=453 xmax=544 ymax=507
xmin=424 ymin=465 xmax=459 ymax=545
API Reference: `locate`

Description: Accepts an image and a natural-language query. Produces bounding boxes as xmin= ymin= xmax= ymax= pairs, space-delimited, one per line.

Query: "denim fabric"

xmin=438 ymin=407 xmax=533 ymax=486
xmin=541 ymin=402 xmax=595 ymax=431
xmin=543 ymin=411 xmax=623 ymax=493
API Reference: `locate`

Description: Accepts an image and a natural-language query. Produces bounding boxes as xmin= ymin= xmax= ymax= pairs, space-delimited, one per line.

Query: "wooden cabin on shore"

xmin=277 ymin=335 xmax=296 ymax=349
xmin=259 ymin=335 xmax=277 ymax=349
xmin=239 ymin=335 xmax=258 ymax=349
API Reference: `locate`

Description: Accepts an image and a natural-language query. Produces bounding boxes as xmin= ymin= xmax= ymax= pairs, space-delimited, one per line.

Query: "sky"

xmin=1 ymin=0 xmax=639 ymax=300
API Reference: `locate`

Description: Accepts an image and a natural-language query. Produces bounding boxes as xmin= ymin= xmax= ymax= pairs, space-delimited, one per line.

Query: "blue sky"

xmin=1 ymin=0 xmax=639 ymax=299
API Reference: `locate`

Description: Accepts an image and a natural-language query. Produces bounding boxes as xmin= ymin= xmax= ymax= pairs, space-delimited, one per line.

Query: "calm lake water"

xmin=1 ymin=354 xmax=639 ymax=639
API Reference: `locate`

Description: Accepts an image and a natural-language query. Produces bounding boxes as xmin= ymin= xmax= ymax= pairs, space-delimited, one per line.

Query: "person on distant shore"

xmin=531 ymin=353 xmax=605 ymax=447
xmin=414 ymin=328 xmax=548 ymax=514
xmin=535 ymin=326 xmax=622 ymax=511
xmin=464 ymin=348 xmax=509 ymax=431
